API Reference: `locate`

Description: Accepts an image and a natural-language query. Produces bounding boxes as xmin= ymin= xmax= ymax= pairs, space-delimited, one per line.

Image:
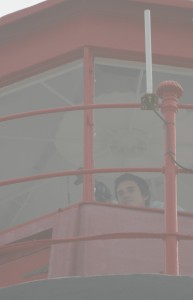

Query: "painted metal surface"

xmin=157 ymin=81 xmax=183 ymax=275
xmin=0 ymin=203 xmax=193 ymax=287
xmin=0 ymin=0 xmax=193 ymax=288
xmin=1 ymin=0 xmax=193 ymax=87
xmin=1 ymin=274 xmax=193 ymax=300
xmin=83 ymin=47 xmax=94 ymax=202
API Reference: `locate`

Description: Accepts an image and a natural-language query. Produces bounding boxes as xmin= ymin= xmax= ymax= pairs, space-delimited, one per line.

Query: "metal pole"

xmin=144 ymin=10 xmax=153 ymax=94
xmin=157 ymin=80 xmax=183 ymax=275
xmin=83 ymin=47 xmax=94 ymax=202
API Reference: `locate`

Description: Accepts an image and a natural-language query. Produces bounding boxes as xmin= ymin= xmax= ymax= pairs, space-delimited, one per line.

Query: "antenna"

xmin=144 ymin=10 xmax=153 ymax=94
xmin=141 ymin=10 xmax=159 ymax=110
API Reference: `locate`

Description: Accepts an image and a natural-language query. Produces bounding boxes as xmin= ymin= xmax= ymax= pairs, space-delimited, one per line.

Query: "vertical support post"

xmin=157 ymin=81 xmax=183 ymax=275
xmin=83 ymin=47 xmax=94 ymax=202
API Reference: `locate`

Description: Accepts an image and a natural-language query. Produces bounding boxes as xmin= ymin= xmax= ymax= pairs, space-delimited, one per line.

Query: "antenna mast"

xmin=141 ymin=10 xmax=158 ymax=110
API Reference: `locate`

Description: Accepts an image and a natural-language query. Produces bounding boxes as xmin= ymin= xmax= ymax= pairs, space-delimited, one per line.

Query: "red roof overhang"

xmin=1 ymin=0 xmax=193 ymax=26
xmin=0 ymin=0 xmax=193 ymax=87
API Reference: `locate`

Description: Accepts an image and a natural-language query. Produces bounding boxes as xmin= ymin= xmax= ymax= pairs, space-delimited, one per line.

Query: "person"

xmin=114 ymin=173 xmax=184 ymax=210
xmin=114 ymin=173 xmax=151 ymax=207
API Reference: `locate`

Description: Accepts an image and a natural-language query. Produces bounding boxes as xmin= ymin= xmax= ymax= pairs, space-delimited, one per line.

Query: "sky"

xmin=1 ymin=0 xmax=193 ymax=18
xmin=0 ymin=0 xmax=47 ymax=18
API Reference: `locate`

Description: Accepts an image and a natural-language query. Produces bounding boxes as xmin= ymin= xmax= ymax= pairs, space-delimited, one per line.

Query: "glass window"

xmin=94 ymin=58 xmax=193 ymax=211
xmin=0 ymin=60 xmax=84 ymax=229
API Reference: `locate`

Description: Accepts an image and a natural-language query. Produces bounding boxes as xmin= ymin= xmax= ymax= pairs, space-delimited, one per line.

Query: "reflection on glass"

xmin=55 ymin=110 xmax=84 ymax=168
xmin=0 ymin=60 xmax=84 ymax=229
xmin=94 ymin=58 xmax=193 ymax=211
xmin=95 ymin=63 xmax=140 ymax=100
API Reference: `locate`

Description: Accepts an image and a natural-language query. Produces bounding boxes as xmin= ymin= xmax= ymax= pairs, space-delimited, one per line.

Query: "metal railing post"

xmin=83 ymin=47 xmax=94 ymax=202
xmin=157 ymin=81 xmax=183 ymax=275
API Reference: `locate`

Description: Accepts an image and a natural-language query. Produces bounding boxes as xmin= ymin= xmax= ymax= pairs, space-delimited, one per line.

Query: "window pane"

xmin=94 ymin=58 xmax=193 ymax=212
xmin=0 ymin=60 xmax=83 ymax=229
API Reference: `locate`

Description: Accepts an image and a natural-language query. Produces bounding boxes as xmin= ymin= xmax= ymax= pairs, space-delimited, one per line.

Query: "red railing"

xmin=1 ymin=48 xmax=193 ymax=276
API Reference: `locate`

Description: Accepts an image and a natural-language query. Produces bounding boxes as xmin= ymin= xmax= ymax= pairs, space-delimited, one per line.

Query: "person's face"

xmin=116 ymin=180 xmax=147 ymax=207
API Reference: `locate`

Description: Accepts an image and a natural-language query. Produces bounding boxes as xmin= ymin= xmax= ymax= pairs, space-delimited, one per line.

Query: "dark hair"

xmin=114 ymin=173 xmax=151 ymax=207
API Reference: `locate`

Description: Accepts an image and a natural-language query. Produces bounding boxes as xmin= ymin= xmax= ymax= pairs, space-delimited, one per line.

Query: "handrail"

xmin=0 ymin=167 xmax=163 ymax=187
xmin=1 ymin=232 xmax=193 ymax=254
xmin=0 ymin=102 xmax=192 ymax=123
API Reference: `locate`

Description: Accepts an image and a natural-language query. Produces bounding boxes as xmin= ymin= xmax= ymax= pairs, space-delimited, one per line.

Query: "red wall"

xmin=0 ymin=203 xmax=193 ymax=287
xmin=0 ymin=248 xmax=50 ymax=287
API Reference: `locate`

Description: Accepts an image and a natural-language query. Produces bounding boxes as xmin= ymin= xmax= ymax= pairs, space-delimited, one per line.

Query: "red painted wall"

xmin=0 ymin=204 xmax=193 ymax=287
xmin=0 ymin=248 xmax=50 ymax=287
